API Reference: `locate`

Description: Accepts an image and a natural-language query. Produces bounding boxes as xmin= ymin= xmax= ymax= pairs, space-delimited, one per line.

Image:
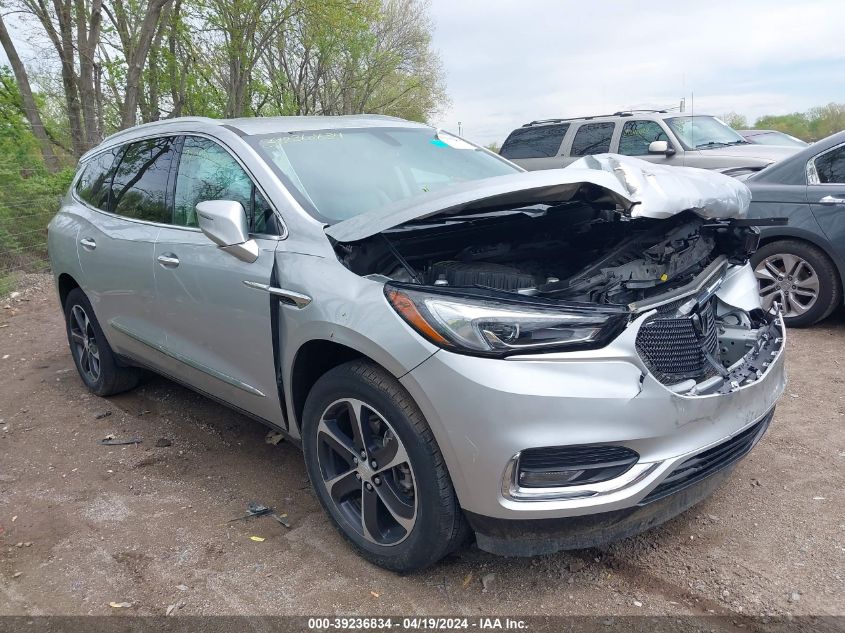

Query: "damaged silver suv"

xmin=48 ymin=116 xmax=786 ymax=572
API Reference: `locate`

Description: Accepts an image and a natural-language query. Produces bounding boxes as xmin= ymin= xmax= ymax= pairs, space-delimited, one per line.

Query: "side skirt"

xmin=116 ymin=351 xmax=302 ymax=450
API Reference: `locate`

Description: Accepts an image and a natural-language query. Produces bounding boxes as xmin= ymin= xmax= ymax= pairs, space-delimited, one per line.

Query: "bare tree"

xmin=1 ymin=0 xmax=448 ymax=163
xmin=103 ymin=0 xmax=172 ymax=128
xmin=74 ymin=0 xmax=102 ymax=144
xmin=20 ymin=0 xmax=84 ymax=154
xmin=0 ymin=9 xmax=60 ymax=169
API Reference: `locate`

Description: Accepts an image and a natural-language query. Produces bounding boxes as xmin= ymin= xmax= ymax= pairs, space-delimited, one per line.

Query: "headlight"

xmin=385 ymin=284 xmax=628 ymax=357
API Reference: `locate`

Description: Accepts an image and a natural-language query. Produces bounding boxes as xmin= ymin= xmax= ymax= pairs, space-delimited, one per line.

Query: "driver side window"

xmin=174 ymin=136 xmax=276 ymax=233
xmin=619 ymin=121 xmax=668 ymax=156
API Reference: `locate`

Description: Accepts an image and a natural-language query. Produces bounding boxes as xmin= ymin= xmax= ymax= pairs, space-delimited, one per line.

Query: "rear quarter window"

xmin=570 ymin=122 xmax=615 ymax=156
xmin=500 ymin=124 xmax=569 ymax=159
xmin=814 ymin=146 xmax=845 ymax=184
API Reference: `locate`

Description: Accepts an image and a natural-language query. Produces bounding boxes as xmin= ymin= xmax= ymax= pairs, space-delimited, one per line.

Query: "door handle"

xmin=156 ymin=253 xmax=180 ymax=268
xmin=819 ymin=195 xmax=845 ymax=205
xmin=79 ymin=237 xmax=96 ymax=250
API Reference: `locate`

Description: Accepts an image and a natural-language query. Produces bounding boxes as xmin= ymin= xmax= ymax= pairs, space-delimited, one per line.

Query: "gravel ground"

xmin=0 ymin=277 xmax=843 ymax=620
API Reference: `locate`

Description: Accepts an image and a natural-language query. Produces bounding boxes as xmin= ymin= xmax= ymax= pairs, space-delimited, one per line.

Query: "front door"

xmin=152 ymin=135 xmax=284 ymax=424
xmin=616 ymin=120 xmax=685 ymax=166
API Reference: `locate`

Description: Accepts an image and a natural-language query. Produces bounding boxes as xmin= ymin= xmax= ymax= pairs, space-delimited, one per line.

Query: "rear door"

xmin=499 ymin=123 xmax=569 ymax=170
xmin=74 ymin=137 xmax=178 ymax=364
xmin=565 ymin=121 xmax=616 ymax=165
xmin=152 ymin=135 xmax=283 ymax=424
xmin=808 ymin=142 xmax=845 ymax=258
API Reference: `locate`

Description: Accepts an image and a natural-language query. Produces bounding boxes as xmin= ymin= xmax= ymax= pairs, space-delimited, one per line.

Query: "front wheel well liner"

xmin=58 ymin=273 xmax=81 ymax=307
xmin=290 ymin=340 xmax=371 ymax=433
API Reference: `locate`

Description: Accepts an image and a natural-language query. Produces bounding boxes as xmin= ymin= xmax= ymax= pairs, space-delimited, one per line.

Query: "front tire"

xmin=751 ymin=239 xmax=841 ymax=327
xmin=64 ymin=288 xmax=141 ymax=396
xmin=302 ymin=360 xmax=468 ymax=572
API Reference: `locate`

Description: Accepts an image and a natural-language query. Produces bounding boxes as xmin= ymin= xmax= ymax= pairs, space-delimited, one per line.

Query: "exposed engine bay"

xmin=329 ymin=152 xmax=785 ymax=397
xmin=337 ymin=205 xmax=759 ymax=307
xmin=333 ymin=199 xmax=784 ymax=396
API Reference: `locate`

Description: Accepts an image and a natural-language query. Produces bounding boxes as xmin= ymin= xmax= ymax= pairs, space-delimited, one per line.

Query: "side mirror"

xmin=648 ymin=140 xmax=676 ymax=156
xmin=195 ymin=200 xmax=259 ymax=263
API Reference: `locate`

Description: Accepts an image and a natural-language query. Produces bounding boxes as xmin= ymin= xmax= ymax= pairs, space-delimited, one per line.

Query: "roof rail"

xmin=523 ymin=109 xmax=670 ymax=127
xmin=613 ymin=109 xmax=669 ymax=115
xmin=101 ymin=116 xmax=220 ymax=144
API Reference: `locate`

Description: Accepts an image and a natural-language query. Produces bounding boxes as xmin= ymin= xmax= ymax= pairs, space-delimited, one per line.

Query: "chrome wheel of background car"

xmin=69 ymin=304 xmax=101 ymax=382
xmin=754 ymin=253 xmax=819 ymax=318
xmin=316 ymin=398 xmax=417 ymax=546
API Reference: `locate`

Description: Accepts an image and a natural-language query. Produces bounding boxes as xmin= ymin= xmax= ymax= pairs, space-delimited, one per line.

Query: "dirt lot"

xmin=0 ymin=277 xmax=843 ymax=619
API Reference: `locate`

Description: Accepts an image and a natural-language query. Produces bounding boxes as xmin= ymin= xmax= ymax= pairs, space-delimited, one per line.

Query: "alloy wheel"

xmin=316 ymin=398 xmax=417 ymax=546
xmin=754 ymin=253 xmax=820 ymax=318
xmin=69 ymin=304 xmax=101 ymax=383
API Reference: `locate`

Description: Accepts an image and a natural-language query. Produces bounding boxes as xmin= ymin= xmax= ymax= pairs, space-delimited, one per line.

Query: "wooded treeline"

xmin=0 ymin=0 xmax=446 ymax=170
xmin=723 ymin=103 xmax=845 ymax=141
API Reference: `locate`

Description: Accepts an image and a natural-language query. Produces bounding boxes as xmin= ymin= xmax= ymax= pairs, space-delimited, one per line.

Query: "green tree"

xmin=805 ymin=103 xmax=845 ymax=140
xmin=754 ymin=112 xmax=811 ymax=140
xmin=752 ymin=103 xmax=845 ymax=142
xmin=0 ymin=68 xmax=73 ymax=292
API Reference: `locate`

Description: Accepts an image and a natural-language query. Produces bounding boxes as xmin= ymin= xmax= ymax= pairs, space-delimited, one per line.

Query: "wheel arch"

xmin=289 ymin=339 xmax=377 ymax=436
xmin=57 ymin=273 xmax=81 ymax=308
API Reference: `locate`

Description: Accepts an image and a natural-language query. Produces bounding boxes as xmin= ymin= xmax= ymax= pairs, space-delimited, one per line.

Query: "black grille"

xmin=636 ymin=299 xmax=719 ymax=384
xmin=639 ymin=409 xmax=773 ymax=505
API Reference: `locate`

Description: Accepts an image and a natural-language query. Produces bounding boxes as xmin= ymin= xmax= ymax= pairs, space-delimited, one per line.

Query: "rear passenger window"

xmin=500 ymin=124 xmax=569 ymax=159
xmin=76 ymin=149 xmax=120 ymax=211
xmin=619 ymin=121 xmax=669 ymax=156
xmin=570 ymin=122 xmax=615 ymax=156
xmin=814 ymin=146 xmax=845 ymax=184
xmin=110 ymin=137 xmax=178 ymax=223
xmin=174 ymin=136 xmax=275 ymax=233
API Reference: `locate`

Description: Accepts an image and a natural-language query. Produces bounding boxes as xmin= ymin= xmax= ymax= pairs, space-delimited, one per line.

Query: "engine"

xmin=426 ymin=261 xmax=539 ymax=294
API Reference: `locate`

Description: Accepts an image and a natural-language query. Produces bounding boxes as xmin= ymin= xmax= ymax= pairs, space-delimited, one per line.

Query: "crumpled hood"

xmin=569 ymin=154 xmax=752 ymax=220
xmin=325 ymin=154 xmax=751 ymax=243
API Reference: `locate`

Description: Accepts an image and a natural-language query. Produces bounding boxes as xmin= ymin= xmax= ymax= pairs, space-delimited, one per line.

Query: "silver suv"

xmin=48 ymin=115 xmax=786 ymax=571
xmin=501 ymin=110 xmax=799 ymax=173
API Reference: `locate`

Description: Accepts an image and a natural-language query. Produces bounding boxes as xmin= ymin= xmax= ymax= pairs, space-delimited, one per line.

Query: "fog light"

xmin=517 ymin=445 xmax=639 ymax=488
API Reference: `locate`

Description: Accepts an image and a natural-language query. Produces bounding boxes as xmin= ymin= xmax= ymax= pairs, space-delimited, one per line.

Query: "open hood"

xmin=325 ymin=154 xmax=751 ymax=243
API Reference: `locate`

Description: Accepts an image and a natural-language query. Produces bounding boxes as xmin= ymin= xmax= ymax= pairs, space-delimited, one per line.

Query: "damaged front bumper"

xmin=397 ymin=266 xmax=786 ymax=552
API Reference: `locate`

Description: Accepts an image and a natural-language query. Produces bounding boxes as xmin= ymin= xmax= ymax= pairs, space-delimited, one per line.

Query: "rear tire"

xmin=302 ymin=360 xmax=468 ymax=572
xmin=63 ymin=288 xmax=141 ymax=396
xmin=751 ymin=240 xmax=841 ymax=327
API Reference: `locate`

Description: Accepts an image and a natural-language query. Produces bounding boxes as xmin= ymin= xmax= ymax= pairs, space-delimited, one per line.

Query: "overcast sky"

xmin=428 ymin=0 xmax=845 ymax=145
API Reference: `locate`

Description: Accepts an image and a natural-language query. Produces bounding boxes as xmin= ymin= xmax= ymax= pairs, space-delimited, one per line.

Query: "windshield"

xmin=666 ymin=116 xmax=748 ymax=150
xmin=253 ymin=127 xmax=519 ymax=222
xmin=744 ymin=131 xmax=808 ymax=147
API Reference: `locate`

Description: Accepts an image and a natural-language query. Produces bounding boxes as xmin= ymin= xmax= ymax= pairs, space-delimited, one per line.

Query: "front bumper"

xmin=398 ymin=311 xmax=786 ymax=523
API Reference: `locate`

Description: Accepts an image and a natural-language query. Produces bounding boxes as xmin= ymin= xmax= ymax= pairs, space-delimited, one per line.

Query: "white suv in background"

xmin=501 ymin=110 xmax=799 ymax=173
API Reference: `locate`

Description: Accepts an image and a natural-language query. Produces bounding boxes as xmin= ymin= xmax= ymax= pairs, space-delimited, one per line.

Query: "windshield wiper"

xmin=695 ymin=141 xmax=731 ymax=149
